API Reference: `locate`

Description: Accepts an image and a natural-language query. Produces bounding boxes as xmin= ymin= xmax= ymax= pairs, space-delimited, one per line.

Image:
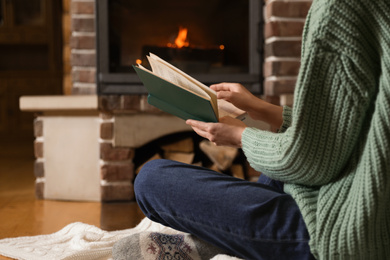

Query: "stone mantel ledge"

xmin=19 ymin=94 xmax=162 ymax=115
xmin=19 ymin=95 xmax=99 ymax=113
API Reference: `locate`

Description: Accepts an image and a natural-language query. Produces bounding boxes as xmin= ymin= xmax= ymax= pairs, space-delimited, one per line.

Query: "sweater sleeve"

xmin=242 ymin=45 xmax=373 ymax=186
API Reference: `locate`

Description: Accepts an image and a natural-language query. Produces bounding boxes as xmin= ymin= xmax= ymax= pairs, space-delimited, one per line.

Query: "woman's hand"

xmin=211 ymin=82 xmax=284 ymax=129
xmin=210 ymin=82 xmax=258 ymax=113
xmin=186 ymin=116 xmax=246 ymax=148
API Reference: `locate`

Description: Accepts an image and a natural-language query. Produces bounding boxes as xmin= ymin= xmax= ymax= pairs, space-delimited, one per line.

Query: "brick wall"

xmin=263 ymin=0 xmax=312 ymax=105
xmin=97 ymin=95 xmax=162 ymax=201
xmin=68 ymin=0 xmax=97 ymax=95
xmin=99 ymin=112 xmax=135 ymax=201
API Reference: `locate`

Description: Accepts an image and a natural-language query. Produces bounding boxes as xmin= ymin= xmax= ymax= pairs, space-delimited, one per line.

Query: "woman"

xmin=129 ymin=0 xmax=389 ymax=258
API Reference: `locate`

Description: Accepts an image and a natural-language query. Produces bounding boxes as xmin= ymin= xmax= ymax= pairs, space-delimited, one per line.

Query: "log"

xmin=199 ymin=140 xmax=238 ymax=171
xmin=135 ymin=153 xmax=162 ymax=174
xmin=161 ymin=137 xmax=194 ymax=153
xmin=231 ymin=164 xmax=245 ymax=179
xmin=164 ymin=152 xmax=195 ymax=164
xmin=209 ymin=164 xmax=222 ymax=173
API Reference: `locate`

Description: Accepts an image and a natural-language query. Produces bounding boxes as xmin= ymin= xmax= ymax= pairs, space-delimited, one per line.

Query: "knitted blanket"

xmin=0 ymin=218 xmax=239 ymax=260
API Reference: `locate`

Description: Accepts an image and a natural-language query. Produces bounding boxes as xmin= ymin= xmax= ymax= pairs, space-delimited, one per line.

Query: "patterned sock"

xmin=112 ymin=231 xmax=228 ymax=260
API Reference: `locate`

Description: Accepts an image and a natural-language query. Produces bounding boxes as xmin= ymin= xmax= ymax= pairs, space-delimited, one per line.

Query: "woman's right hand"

xmin=210 ymin=82 xmax=284 ymax=129
xmin=210 ymin=82 xmax=257 ymax=113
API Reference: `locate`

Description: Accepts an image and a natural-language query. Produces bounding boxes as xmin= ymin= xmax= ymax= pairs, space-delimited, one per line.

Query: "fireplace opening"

xmin=96 ymin=0 xmax=263 ymax=94
xmin=109 ymin=0 xmax=249 ymax=74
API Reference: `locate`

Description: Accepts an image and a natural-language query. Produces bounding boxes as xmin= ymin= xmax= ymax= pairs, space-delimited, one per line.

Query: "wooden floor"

xmin=0 ymin=142 xmax=145 ymax=259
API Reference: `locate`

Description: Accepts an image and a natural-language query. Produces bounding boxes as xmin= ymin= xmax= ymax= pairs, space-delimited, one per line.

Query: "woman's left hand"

xmin=186 ymin=116 xmax=246 ymax=148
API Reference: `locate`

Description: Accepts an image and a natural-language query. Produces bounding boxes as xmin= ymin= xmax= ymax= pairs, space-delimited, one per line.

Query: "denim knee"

xmin=134 ymin=159 xmax=175 ymax=201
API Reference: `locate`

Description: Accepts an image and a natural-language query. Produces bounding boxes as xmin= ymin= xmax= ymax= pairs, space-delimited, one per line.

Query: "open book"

xmin=133 ymin=53 xmax=246 ymax=122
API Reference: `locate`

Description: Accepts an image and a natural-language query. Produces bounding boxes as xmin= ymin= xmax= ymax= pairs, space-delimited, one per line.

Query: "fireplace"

xmin=20 ymin=0 xmax=311 ymax=202
xmin=96 ymin=0 xmax=263 ymax=94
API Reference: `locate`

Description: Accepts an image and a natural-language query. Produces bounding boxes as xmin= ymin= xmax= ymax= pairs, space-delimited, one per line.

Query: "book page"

xmin=148 ymin=53 xmax=219 ymax=118
xmin=147 ymin=56 xmax=206 ymax=96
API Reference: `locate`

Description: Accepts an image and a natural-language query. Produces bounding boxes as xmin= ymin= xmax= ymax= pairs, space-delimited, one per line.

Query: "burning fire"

xmin=136 ymin=27 xmax=226 ymax=65
xmin=172 ymin=27 xmax=190 ymax=48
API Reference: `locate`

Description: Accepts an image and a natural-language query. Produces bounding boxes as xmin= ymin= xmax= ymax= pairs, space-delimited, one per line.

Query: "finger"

xmin=191 ymin=126 xmax=213 ymax=141
xmin=186 ymin=119 xmax=209 ymax=131
xmin=216 ymin=91 xmax=234 ymax=101
xmin=210 ymin=83 xmax=233 ymax=92
xmin=186 ymin=120 xmax=218 ymax=141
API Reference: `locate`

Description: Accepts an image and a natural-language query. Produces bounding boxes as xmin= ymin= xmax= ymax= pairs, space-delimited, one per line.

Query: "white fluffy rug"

xmin=0 ymin=218 xmax=240 ymax=260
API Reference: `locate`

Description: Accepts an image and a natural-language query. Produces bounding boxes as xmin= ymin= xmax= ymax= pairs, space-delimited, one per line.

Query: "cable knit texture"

xmin=242 ymin=0 xmax=390 ymax=259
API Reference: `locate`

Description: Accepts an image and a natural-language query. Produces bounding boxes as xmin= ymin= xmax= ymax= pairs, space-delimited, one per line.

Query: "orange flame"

xmin=174 ymin=27 xmax=189 ymax=48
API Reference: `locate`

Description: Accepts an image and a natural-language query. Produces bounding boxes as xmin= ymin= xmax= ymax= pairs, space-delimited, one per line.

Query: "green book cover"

xmin=133 ymin=65 xmax=218 ymax=122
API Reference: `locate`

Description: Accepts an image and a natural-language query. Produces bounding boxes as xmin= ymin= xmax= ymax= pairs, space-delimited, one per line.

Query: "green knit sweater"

xmin=242 ymin=0 xmax=390 ymax=259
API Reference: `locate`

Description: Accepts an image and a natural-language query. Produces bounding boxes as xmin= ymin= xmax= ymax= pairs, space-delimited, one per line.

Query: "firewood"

xmin=231 ymin=164 xmax=245 ymax=179
xmin=199 ymin=140 xmax=238 ymax=171
xmin=161 ymin=137 xmax=194 ymax=153
xmin=164 ymin=152 xmax=194 ymax=164
xmin=209 ymin=163 xmax=222 ymax=173
xmin=192 ymin=161 xmax=203 ymax=167
xmin=135 ymin=153 xmax=162 ymax=174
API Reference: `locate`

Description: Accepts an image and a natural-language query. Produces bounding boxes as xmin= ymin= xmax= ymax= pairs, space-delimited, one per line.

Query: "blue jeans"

xmin=135 ymin=159 xmax=315 ymax=260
